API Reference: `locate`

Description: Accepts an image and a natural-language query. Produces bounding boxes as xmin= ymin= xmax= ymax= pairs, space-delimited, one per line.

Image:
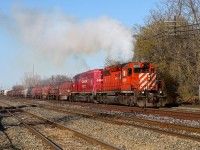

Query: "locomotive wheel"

xmin=68 ymin=96 xmax=71 ymax=101
xmin=136 ymin=99 xmax=147 ymax=107
xmin=96 ymin=95 xmax=102 ymax=103
xmin=159 ymin=98 xmax=166 ymax=107
xmin=71 ymin=95 xmax=75 ymax=102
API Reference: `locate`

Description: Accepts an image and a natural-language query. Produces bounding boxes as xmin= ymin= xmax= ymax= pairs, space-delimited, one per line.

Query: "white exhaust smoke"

xmin=1 ymin=6 xmax=134 ymax=69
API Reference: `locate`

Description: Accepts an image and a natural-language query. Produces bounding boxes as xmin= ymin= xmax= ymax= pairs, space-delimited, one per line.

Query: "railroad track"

xmin=22 ymin=97 xmax=200 ymax=120
xmin=5 ymin=109 xmax=62 ymax=150
xmin=2 ymin=99 xmax=200 ymax=143
xmin=4 ymin=95 xmax=200 ymax=120
xmin=1 ymin=101 xmax=122 ymax=150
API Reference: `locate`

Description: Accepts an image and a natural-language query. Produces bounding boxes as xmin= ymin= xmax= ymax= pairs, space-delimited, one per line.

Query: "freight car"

xmin=35 ymin=87 xmax=42 ymax=99
xmin=7 ymin=90 xmax=14 ymax=96
xmin=58 ymin=81 xmax=73 ymax=100
xmin=31 ymin=87 xmax=37 ymax=98
xmin=0 ymin=90 xmax=4 ymax=95
xmin=0 ymin=90 xmax=9 ymax=96
xmin=42 ymin=85 xmax=51 ymax=99
xmin=23 ymin=89 xmax=28 ymax=97
xmin=48 ymin=84 xmax=59 ymax=100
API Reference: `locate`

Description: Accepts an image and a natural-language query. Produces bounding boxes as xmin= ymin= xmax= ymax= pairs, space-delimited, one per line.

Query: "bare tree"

xmin=22 ymin=72 xmax=41 ymax=88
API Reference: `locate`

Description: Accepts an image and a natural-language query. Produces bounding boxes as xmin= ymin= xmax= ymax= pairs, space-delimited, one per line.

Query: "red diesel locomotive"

xmin=100 ymin=62 xmax=165 ymax=107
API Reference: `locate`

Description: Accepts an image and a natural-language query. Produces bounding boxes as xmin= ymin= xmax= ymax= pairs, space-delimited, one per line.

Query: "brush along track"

xmin=1 ymin=101 xmax=122 ymax=150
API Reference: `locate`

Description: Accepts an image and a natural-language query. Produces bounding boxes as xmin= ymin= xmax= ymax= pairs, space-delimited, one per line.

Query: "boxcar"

xmin=48 ymin=84 xmax=59 ymax=100
xmin=35 ymin=87 xmax=42 ymax=99
xmin=23 ymin=89 xmax=28 ymax=97
xmin=7 ymin=90 xmax=14 ymax=96
xmin=31 ymin=87 xmax=38 ymax=99
xmin=58 ymin=81 xmax=73 ymax=100
xmin=42 ymin=85 xmax=52 ymax=99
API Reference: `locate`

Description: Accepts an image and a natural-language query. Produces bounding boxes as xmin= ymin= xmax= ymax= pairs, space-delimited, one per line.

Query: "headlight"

xmin=159 ymin=91 xmax=162 ymax=94
xmin=141 ymin=91 xmax=145 ymax=94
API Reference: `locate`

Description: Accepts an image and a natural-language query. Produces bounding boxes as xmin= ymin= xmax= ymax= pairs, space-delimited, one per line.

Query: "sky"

xmin=0 ymin=0 xmax=159 ymax=89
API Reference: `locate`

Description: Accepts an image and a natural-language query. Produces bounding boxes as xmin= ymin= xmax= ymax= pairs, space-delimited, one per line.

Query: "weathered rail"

xmin=2 ymin=98 xmax=200 ymax=143
xmin=27 ymin=98 xmax=200 ymax=120
xmin=6 ymin=109 xmax=62 ymax=150
xmin=13 ymin=100 xmax=200 ymax=142
xmin=1 ymin=101 xmax=122 ymax=150
xmin=4 ymin=95 xmax=200 ymax=120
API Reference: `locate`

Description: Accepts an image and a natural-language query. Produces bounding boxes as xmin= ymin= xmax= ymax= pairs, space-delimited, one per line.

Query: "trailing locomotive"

xmin=7 ymin=62 xmax=166 ymax=107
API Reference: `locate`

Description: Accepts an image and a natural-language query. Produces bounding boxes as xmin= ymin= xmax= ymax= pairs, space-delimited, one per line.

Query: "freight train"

xmin=5 ymin=62 xmax=166 ymax=107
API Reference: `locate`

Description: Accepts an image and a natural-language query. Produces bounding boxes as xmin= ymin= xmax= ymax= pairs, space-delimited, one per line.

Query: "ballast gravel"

xmin=1 ymin=97 xmax=200 ymax=149
xmin=0 ymin=114 xmax=50 ymax=150
xmin=29 ymin=99 xmax=200 ymax=128
xmin=23 ymin=106 xmax=200 ymax=150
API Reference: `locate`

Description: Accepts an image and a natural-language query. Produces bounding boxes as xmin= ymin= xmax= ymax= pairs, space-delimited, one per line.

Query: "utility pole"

xmin=33 ymin=64 xmax=35 ymax=86
xmin=174 ymin=16 xmax=177 ymax=37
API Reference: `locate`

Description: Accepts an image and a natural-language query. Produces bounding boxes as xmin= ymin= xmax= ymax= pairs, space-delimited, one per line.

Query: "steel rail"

xmin=6 ymin=97 xmax=200 ymax=120
xmin=1 ymin=101 xmax=122 ymax=150
xmin=22 ymin=111 xmax=122 ymax=150
xmin=3 ymin=99 xmax=200 ymax=142
xmin=19 ymin=101 xmax=200 ymax=142
xmin=5 ymin=109 xmax=62 ymax=150
xmin=30 ymin=98 xmax=200 ymax=120
xmin=145 ymin=108 xmax=200 ymax=120
xmin=2 ymin=99 xmax=200 ymax=132
xmin=37 ymin=104 xmax=200 ymax=134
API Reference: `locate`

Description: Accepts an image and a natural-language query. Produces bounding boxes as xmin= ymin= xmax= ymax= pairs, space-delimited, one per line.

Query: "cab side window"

xmin=134 ymin=68 xmax=141 ymax=73
xmin=127 ymin=68 xmax=132 ymax=76
xmin=151 ymin=68 xmax=155 ymax=73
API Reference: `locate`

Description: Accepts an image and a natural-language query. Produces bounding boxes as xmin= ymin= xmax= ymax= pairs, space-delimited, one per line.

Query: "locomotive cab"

xmin=121 ymin=62 xmax=166 ymax=107
xmin=121 ymin=62 xmax=155 ymax=90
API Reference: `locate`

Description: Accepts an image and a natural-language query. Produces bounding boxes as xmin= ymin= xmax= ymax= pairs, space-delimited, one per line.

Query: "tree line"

xmin=134 ymin=0 xmax=200 ymax=102
xmin=12 ymin=73 xmax=72 ymax=90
